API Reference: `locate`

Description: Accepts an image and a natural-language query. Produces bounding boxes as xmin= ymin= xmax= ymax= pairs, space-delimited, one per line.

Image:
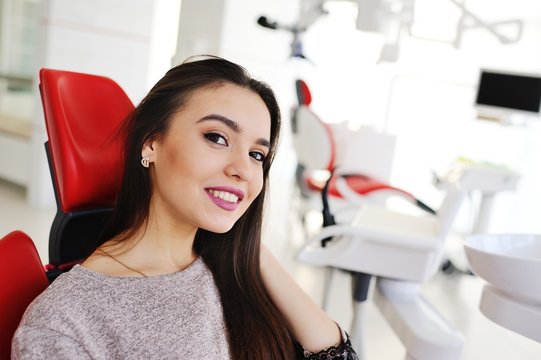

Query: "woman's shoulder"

xmin=22 ymin=258 xmax=212 ymax=321
xmin=19 ymin=266 xmax=102 ymax=326
xmin=12 ymin=268 xmax=94 ymax=354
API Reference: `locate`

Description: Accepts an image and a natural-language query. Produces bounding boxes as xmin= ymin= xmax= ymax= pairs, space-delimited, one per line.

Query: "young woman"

xmin=12 ymin=56 xmax=357 ymax=359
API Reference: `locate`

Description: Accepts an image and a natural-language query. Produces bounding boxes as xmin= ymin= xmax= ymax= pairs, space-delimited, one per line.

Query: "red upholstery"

xmin=295 ymin=79 xmax=312 ymax=106
xmin=0 ymin=231 xmax=49 ymax=359
xmin=306 ymin=174 xmax=412 ymax=199
xmin=39 ymin=69 xmax=134 ymax=212
xmin=40 ymin=69 xmax=135 ymax=266
xmin=320 ymin=120 xmax=337 ymax=172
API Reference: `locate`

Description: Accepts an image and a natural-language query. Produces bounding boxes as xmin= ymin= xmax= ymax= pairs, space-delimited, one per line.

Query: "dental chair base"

xmin=300 ymin=231 xmax=464 ymax=360
xmin=373 ymin=279 xmax=464 ymax=360
xmin=297 ymin=185 xmax=466 ymax=359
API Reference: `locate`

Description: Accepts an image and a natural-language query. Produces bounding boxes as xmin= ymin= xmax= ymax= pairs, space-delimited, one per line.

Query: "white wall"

xmin=379 ymin=3 xmax=541 ymax=235
xmin=213 ymin=0 xmax=541 ymax=235
xmin=8 ymin=0 xmax=541 ymax=234
xmin=27 ymin=0 xmax=181 ymax=207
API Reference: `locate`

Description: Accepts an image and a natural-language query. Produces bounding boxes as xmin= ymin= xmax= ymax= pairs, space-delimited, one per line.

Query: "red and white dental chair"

xmin=291 ymin=79 xmax=435 ymax=227
xmin=292 ymin=80 xmax=466 ymax=359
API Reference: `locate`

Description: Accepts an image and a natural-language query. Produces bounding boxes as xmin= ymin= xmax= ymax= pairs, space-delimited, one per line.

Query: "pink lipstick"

xmin=205 ymin=186 xmax=244 ymax=211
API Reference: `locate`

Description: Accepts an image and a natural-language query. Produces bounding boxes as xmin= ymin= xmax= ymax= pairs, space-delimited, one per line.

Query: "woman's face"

xmin=144 ymin=83 xmax=272 ymax=234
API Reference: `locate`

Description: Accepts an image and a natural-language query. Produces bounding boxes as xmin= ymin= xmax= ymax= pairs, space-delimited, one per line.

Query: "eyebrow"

xmin=197 ymin=114 xmax=271 ymax=148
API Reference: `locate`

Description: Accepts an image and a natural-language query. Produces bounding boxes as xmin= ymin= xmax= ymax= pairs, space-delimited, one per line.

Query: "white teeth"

xmin=209 ymin=190 xmax=239 ymax=203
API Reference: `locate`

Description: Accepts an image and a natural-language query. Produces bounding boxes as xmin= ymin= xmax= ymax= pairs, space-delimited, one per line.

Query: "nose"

xmin=224 ymin=151 xmax=253 ymax=181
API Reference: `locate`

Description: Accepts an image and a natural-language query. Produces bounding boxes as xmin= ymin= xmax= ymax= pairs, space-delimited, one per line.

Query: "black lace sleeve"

xmin=297 ymin=328 xmax=359 ymax=360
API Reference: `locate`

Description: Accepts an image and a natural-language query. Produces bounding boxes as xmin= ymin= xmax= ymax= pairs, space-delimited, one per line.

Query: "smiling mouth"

xmin=208 ymin=189 xmax=239 ymax=203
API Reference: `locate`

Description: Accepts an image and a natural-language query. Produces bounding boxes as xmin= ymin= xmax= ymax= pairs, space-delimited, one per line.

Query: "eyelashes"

xmin=203 ymin=132 xmax=266 ymax=162
xmin=249 ymin=151 xmax=265 ymax=162
xmin=204 ymin=132 xmax=227 ymax=145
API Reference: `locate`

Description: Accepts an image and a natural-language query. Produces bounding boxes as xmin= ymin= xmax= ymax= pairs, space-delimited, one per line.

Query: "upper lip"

xmin=205 ymin=186 xmax=245 ymax=201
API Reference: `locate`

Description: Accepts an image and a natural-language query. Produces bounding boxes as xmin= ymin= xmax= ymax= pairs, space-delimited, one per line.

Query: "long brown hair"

xmin=98 ymin=56 xmax=297 ymax=359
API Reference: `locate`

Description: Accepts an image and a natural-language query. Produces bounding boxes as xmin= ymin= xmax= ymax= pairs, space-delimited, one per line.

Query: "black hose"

xmin=321 ymin=170 xmax=336 ymax=247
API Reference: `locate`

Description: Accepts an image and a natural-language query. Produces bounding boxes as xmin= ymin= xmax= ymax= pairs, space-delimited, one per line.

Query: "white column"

xmin=172 ymin=0 xmax=226 ymax=65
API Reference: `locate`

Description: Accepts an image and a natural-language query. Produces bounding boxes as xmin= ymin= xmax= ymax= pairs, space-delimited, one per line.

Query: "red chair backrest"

xmin=39 ymin=69 xmax=134 ymax=212
xmin=0 ymin=231 xmax=49 ymax=359
xmin=40 ymin=69 xmax=135 ymax=266
xmin=295 ymin=79 xmax=312 ymax=106
xmin=292 ymin=79 xmax=336 ymax=172
xmin=292 ymin=106 xmax=336 ymax=172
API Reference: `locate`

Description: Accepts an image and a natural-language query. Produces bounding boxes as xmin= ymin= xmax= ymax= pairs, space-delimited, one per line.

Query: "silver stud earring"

xmin=141 ymin=155 xmax=150 ymax=168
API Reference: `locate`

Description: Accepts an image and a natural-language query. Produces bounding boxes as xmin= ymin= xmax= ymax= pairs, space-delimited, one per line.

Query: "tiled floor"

xmin=1 ymin=177 xmax=540 ymax=359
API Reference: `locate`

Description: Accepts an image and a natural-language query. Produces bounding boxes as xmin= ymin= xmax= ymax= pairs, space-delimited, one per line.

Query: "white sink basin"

xmin=464 ymin=234 xmax=541 ymax=305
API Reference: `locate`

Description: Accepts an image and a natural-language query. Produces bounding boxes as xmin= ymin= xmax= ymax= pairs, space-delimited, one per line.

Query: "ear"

xmin=141 ymin=137 xmax=158 ymax=164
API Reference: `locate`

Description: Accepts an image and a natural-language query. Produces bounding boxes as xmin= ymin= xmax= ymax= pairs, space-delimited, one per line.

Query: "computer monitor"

xmin=475 ymin=69 xmax=541 ymax=122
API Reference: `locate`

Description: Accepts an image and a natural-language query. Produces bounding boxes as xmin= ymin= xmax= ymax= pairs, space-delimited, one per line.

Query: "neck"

xmin=137 ymin=228 xmax=198 ymax=271
xmin=103 ymin=210 xmax=199 ymax=275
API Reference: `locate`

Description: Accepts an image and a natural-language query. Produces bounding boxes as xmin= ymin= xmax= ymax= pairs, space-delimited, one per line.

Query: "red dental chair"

xmin=0 ymin=231 xmax=49 ymax=360
xmin=40 ymin=68 xmax=134 ymax=277
xmin=0 ymin=69 xmax=133 ymax=358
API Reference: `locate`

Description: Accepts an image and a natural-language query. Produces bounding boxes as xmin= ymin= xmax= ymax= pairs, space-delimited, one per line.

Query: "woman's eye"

xmin=204 ymin=132 xmax=227 ymax=145
xmin=250 ymin=151 xmax=266 ymax=162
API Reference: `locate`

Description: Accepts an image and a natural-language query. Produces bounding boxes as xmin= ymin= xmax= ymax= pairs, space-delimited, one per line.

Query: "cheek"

xmin=250 ymin=174 xmax=265 ymax=201
xmin=244 ymin=179 xmax=265 ymax=215
xmin=164 ymin=144 xmax=194 ymax=174
xmin=153 ymin=147 xmax=193 ymax=193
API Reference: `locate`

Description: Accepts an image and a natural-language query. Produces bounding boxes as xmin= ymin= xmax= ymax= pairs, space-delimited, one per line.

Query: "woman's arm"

xmin=259 ymin=244 xmax=341 ymax=352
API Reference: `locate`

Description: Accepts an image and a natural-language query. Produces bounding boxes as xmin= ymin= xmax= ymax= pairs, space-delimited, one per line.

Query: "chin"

xmin=201 ymin=221 xmax=236 ymax=234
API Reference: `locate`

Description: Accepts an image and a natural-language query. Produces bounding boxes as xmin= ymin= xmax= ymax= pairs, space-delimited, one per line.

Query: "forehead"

xmin=172 ymin=83 xmax=272 ymax=135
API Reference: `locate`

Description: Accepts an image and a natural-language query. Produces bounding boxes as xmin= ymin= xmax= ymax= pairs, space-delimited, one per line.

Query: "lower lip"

xmin=205 ymin=191 xmax=241 ymax=211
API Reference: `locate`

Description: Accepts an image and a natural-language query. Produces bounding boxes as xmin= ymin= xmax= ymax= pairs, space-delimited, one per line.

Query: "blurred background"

xmin=1 ymin=0 xmax=540 ymax=359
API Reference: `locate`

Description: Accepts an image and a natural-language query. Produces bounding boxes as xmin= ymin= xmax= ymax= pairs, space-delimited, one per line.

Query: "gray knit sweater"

xmin=12 ymin=257 xmax=230 ymax=359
